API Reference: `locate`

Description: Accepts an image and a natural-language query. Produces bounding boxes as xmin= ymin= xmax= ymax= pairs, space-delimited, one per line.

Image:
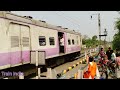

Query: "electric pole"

xmin=98 ymin=13 xmax=101 ymax=49
xmin=91 ymin=13 xmax=101 ymax=51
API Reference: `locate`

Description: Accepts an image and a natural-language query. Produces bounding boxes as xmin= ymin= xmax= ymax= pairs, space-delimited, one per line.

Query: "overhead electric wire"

xmin=53 ymin=11 xmax=81 ymax=30
xmin=55 ymin=11 xmax=81 ymax=27
xmin=49 ymin=12 xmax=77 ymax=30
xmin=59 ymin=11 xmax=82 ymax=24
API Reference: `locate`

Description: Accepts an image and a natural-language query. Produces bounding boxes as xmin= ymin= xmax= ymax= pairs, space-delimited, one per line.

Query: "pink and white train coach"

xmin=0 ymin=11 xmax=82 ymax=69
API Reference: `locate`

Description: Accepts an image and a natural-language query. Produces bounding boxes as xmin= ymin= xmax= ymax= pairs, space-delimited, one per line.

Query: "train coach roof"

xmin=0 ymin=11 xmax=81 ymax=35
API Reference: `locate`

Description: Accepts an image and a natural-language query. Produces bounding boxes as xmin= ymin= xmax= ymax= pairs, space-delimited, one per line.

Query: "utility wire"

xmin=53 ymin=11 xmax=81 ymax=30
xmin=53 ymin=12 xmax=78 ymax=30
xmin=56 ymin=11 xmax=81 ymax=27
xmin=59 ymin=11 xmax=82 ymax=24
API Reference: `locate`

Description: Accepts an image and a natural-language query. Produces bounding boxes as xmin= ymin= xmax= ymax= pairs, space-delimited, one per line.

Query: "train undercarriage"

xmin=44 ymin=51 xmax=81 ymax=69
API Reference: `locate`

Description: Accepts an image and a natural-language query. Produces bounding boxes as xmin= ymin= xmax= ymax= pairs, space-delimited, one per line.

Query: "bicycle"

xmin=97 ymin=57 xmax=108 ymax=79
xmin=106 ymin=60 xmax=116 ymax=79
xmin=98 ymin=59 xmax=117 ymax=79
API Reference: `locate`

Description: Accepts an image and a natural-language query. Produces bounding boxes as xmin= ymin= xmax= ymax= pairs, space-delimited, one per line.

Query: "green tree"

xmin=82 ymin=35 xmax=99 ymax=48
xmin=92 ymin=35 xmax=97 ymax=41
xmin=115 ymin=18 xmax=120 ymax=32
xmin=112 ymin=33 xmax=120 ymax=50
xmin=92 ymin=35 xmax=98 ymax=46
xmin=112 ymin=18 xmax=120 ymax=50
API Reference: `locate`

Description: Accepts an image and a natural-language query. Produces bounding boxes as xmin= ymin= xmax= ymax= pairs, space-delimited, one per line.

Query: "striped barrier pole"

xmin=60 ymin=59 xmax=85 ymax=77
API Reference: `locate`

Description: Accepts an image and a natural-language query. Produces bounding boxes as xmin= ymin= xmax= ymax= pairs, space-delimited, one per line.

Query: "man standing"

xmin=60 ymin=36 xmax=64 ymax=53
xmin=111 ymin=50 xmax=116 ymax=61
xmin=98 ymin=48 xmax=105 ymax=59
xmin=106 ymin=47 xmax=112 ymax=60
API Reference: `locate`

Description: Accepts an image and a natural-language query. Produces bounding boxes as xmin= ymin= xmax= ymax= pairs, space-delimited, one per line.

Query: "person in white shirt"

xmin=111 ymin=50 xmax=116 ymax=61
xmin=60 ymin=36 xmax=64 ymax=46
xmin=60 ymin=36 xmax=64 ymax=53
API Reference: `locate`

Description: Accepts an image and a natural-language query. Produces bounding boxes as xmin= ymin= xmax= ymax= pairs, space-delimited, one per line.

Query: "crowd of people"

xmin=84 ymin=47 xmax=120 ymax=79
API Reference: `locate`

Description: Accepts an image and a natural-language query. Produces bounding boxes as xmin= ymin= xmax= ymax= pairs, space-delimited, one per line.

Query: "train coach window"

xmin=49 ymin=37 xmax=55 ymax=45
xmin=72 ymin=39 xmax=74 ymax=45
xmin=68 ymin=39 xmax=71 ymax=45
xmin=22 ymin=37 xmax=29 ymax=47
xmin=11 ymin=36 xmax=19 ymax=48
xmin=39 ymin=36 xmax=46 ymax=46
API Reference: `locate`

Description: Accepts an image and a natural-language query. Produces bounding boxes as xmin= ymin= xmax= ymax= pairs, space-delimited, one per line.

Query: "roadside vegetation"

xmin=112 ymin=18 xmax=120 ymax=50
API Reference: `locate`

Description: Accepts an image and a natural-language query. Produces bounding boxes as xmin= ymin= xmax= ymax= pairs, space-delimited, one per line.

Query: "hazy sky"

xmin=12 ymin=11 xmax=120 ymax=41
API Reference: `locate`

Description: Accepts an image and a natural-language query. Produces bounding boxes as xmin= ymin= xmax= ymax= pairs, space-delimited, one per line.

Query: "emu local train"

xmin=0 ymin=11 xmax=82 ymax=70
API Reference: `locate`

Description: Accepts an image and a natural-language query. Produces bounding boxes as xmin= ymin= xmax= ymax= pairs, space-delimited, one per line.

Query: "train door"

xmin=20 ymin=25 xmax=30 ymax=64
xmin=58 ymin=32 xmax=65 ymax=53
xmin=9 ymin=23 xmax=30 ymax=66
xmin=9 ymin=23 xmax=22 ymax=66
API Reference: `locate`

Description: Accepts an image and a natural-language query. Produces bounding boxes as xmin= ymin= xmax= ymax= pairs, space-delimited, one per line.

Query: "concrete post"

xmin=77 ymin=70 xmax=83 ymax=79
xmin=46 ymin=68 xmax=57 ymax=79
xmin=19 ymin=74 xmax=24 ymax=79
xmin=53 ymin=69 xmax=57 ymax=79
xmin=36 ymin=51 xmax=39 ymax=79
xmin=38 ymin=68 xmax=41 ymax=79
xmin=47 ymin=68 xmax=52 ymax=79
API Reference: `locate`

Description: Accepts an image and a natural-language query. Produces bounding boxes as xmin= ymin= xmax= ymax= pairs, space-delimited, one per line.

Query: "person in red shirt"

xmin=103 ymin=55 xmax=109 ymax=65
xmin=98 ymin=48 xmax=105 ymax=58
xmin=97 ymin=48 xmax=105 ymax=64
